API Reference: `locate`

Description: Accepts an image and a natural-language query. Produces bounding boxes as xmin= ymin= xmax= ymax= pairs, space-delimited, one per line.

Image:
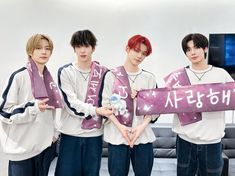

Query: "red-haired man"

xmin=102 ymin=35 xmax=159 ymax=176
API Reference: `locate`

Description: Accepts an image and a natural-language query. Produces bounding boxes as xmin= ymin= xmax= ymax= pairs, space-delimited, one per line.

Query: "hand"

xmin=131 ymin=89 xmax=138 ymax=99
xmin=38 ymin=98 xmax=55 ymax=112
xmin=129 ymin=124 xmax=145 ymax=148
xmin=116 ymin=123 xmax=132 ymax=145
xmin=96 ymin=106 xmax=114 ymax=117
xmin=129 ymin=115 xmax=151 ymax=148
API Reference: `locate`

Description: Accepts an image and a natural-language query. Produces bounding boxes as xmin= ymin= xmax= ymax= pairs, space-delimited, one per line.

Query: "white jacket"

xmin=56 ymin=63 xmax=103 ymax=137
xmin=0 ymin=67 xmax=56 ymax=161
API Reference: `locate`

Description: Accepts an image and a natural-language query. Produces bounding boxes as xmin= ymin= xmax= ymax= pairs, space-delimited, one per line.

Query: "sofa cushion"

xmin=102 ymin=141 xmax=109 ymax=157
xmin=222 ymin=125 xmax=235 ymax=158
xmin=152 ymin=127 xmax=177 ymax=158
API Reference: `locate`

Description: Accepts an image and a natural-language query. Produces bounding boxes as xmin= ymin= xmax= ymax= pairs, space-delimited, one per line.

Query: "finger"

xmin=129 ymin=142 xmax=134 ymax=148
xmin=105 ymin=105 xmax=113 ymax=110
xmin=39 ymin=104 xmax=47 ymax=109
xmin=130 ymin=128 xmax=136 ymax=133
xmin=130 ymin=136 xmax=138 ymax=147
xmin=107 ymin=107 xmax=114 ymax=113
xmin=40 ymin=98 xmax=50 ymax=104
xmin=123 ymin=134 xmax=131 ymax=144
xmin=124 ymin=137 xmax=131 ymax=144
xmin=132 ymin=136 xmax=138 ymax=143
xmin=131 ymin=91 xmax=137 ymax=98
xmin=39 ymin=106 xmax=46 ymax=112
xmin=111 ymin=107 xmax=115 ymax=112
xmin=46 ymin=105 xmax=55 ymax=109
xmin=129 ymin=131 xmax=135 ymax=141
xmin=129 ymin=135 xmax=136 ymax=148
xmin=126 ymin=127 xmax=132 ymax=132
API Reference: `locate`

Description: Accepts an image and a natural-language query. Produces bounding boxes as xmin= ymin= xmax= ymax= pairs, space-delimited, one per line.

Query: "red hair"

xmin=127 ymin=35 xmax=152 ymax=56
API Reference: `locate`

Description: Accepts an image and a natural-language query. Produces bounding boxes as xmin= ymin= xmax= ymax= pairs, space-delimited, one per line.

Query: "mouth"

xmin=40 ymin=57 xmax=48 ymax=59
xmin=135 ymin=59 xmax=142 ymax=62
xmin=191 ymin=56 xmax=198 ymax=60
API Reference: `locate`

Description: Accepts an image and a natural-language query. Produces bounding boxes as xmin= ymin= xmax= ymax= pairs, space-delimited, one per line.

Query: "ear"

xmin=126 ymin=46 xmax=130 ymax=53
xmin=92 ymin=47 xmax=96 ymax=53
xmin=204 ymin=47 xmax=208 ymax=53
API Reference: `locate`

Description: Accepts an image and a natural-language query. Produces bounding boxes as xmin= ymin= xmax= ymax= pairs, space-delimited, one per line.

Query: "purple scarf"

xmin=112 ymin=66 xmax=134 ymax=127
xmin=26 ymin=58 xmax=63 ymax=108
xmin=81 ymin=61 xmax=108 ymax=129
xmin=164 ymin=67 xmax=202 ymax=125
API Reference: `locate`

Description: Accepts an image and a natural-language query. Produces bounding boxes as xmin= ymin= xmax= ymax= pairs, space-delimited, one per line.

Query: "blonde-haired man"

xmin=0 ymin=34 xmax=62 ymax=176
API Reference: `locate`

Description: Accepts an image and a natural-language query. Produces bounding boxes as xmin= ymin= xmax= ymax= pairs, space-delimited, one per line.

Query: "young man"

xmin=55 ymin=30 xmax=113 ymax=176
xmin=102 ymin=35 xmax=158 ymax=176
xmin=170 ymin=33 xmax=234 ymax=176
xmin=0 ymin=34 xmax=62 ymax=176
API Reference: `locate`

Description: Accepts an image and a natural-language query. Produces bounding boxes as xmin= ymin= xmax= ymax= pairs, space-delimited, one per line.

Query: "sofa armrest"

xmin=221 ymin=152 xmax=229 ymax=176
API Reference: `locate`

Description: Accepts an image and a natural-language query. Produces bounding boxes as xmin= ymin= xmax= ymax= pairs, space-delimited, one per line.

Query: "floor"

xmin=1 ymin=150 xmax=235 ymax=176
xmin=48 ymin=157 xmax=235 ymax=176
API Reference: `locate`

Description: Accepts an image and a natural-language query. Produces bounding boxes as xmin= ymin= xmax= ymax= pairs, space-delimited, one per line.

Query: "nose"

xmin=80 ymin=47 xmax=86 ymax=52
xmin=41 ymin=48 xmax=47 ymax=54
xmin=191 ymin=48 xmax=197 ymax=54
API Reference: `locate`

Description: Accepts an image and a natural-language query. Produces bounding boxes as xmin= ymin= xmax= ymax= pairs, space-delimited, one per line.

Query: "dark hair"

xmin=127 ymin=35 xmax=152 ymax=56
xmin=70 ymin=30 xmax=97 ymax=49
xmin=181 ymin=33 xmax=208 ymax=58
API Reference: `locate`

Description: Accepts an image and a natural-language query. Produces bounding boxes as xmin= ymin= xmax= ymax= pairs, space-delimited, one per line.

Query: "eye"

xmin=142 ymin=52 xmax=147 ymax=56
xmin=75 ymin=45 xmax=82 ymax=48
xmin=134 ymin=48 xmax=140 ymax=52
xmin=186 ymin=48 xmax=191 ymax=52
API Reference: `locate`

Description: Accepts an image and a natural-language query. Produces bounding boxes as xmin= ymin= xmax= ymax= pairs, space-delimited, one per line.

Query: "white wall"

xmin=0 ymin=0 xmax=235 ymax=123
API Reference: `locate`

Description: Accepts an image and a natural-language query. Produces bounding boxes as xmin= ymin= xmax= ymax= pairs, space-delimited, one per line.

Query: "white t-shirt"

xmin=172 ymin=65 xmax=234 ymax=144
xmin=57 ymin=62 xmax=103 ymax=137
xmin=102 ymin=68 xmax=158 ymax=145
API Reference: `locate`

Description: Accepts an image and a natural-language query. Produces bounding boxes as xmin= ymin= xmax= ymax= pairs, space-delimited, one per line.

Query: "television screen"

xmin=208 ymin=34 xmax=224 ymax=67
xmin=208 ymin=34 xmax=235 ymax=79
xmin=209 ymin=34 xmax=235 ymax=67
xmin=224 ymin=35 xmax=235 ymax=66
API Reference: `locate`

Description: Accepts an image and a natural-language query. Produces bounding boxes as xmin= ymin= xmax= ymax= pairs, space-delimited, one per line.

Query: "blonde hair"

xmin=26 ymin=34 xmax=53 ymax=57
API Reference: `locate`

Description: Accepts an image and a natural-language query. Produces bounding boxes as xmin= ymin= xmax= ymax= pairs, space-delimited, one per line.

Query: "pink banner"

xmin=136 ymin=82 xmax=235 ymax=115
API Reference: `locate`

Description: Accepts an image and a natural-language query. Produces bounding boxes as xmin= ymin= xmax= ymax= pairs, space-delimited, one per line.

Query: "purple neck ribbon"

xmin=81 ymin=61 xmax=108 ymax=129
xmin=26 ymin=58 xmax=63 ymax=108
xmin=164 ymin=67 xmax=202 ymax=125
xmin=112 ymin=66 xmax=134 ymax=127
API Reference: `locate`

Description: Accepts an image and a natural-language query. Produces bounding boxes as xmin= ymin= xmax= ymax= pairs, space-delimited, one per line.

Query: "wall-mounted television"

xmin=208 ymin=34 xmax=235 ymax=79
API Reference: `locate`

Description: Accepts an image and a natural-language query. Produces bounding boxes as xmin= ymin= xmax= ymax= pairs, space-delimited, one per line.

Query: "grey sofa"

xmin=51 ymin=124 xmax=235 ymax=176
xmin=101 ymin=124 xmax=235 ymax=176
xmin=221 ymin=124 xmax=235 ymax=176
xmin=101 ymin=125 xmax=177 ymax=176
